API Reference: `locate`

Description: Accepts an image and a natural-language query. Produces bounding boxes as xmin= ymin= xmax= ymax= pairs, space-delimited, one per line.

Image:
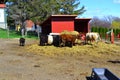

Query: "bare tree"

xmin=90 ymin=16 xmax=117 ymax=28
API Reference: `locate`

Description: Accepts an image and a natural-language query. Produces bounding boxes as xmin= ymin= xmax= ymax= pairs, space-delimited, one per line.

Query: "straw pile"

xmin=25 ymin=42 xmax=120 ymax=57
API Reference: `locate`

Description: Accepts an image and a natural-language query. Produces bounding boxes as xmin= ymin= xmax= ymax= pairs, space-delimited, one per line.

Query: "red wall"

xmin=41 ymin=15 xmax=91 ymax=34
xmin=51 ymin=18 xmax=74 ymax=33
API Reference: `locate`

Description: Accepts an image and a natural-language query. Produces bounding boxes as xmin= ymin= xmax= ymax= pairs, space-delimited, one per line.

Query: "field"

xmin=0 ymin=38 xmax=120 ymax=80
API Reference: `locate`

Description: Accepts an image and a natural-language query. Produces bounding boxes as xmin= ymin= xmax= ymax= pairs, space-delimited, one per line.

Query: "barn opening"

xmin=74 ymin=18 xmax=91 ymax=33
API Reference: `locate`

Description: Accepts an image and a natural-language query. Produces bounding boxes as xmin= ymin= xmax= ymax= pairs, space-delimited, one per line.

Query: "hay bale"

xmin=60 ymin=30 xmax=79 ymax=36
xmin=25 ymin=41 xmax=120 ymax=57
xmin=60 ymin=30 xmax=70 ymax=35
xmin=70 ymin=31 xmax=79 ymax=36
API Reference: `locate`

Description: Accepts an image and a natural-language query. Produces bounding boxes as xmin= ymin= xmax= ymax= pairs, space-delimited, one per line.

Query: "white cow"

xmin=85 ymin=32 xmax=101 ymax=44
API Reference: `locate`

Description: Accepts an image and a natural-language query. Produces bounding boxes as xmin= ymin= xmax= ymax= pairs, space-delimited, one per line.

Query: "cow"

xmin=52 ymin=35 xmax=62 ymax=47
xmin=39 ymin=34 xmax=62 ymax=47
xmin=39 ymin=31 xmax=79 ymax=47
xmin=59 ymin=31 xmax=80 ymax=47
xmin=60 ymin=34 xmax=79 ymax=47
xmin=19 ymin=38 xmax=25 ymax=46
xmin=39 ymin=34 xmax=48 ymax=46
xmin=85 ymin=32 xmax=101 ymax=44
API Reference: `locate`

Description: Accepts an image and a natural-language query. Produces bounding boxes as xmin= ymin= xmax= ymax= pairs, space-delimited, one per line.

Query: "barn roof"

xmin=0 ymin=4 xmax=6 ymax=8
xmin=40 ymin=15 xmax=92 ymax=28
xmin=50 ymin=15 xmax=77 ymax=17
xmin=40 ymin=15 xmax=77 ymax=27
xmin=75 ymin=18 xmax=91 ymax=22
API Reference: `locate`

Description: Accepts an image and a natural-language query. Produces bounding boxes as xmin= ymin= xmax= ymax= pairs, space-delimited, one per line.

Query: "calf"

xmin=85 ymin=32 xmax=101 ymax=44
xmin=39 ymin=34 xmax=48 ymax=46
xmin=19 ymin=38 xmax=25 ymax=46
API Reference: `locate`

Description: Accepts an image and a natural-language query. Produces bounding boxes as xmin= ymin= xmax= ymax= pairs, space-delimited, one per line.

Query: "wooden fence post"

xmin=111 ymin=32 xmax=114 ymax=44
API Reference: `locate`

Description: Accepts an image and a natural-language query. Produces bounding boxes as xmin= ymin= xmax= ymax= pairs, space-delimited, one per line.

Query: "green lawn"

xmin=0 ymin=28 xmax=38 ymax=39
xmin=0 ymin=28 xmax=9 ymax=38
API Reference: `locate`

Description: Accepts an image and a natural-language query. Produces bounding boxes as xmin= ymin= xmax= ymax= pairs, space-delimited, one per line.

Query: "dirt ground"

xmin=0 ymin=38 xmax=120 ymax=80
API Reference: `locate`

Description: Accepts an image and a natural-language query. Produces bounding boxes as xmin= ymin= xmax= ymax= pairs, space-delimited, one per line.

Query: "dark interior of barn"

xmin=74 ymin=19 xmax=91 ymax=33
xmin=40 ymin=17 xmax=52 ymax=35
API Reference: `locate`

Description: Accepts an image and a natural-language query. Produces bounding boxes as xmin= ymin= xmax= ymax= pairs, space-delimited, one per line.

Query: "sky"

xmin=79 ymin=0 xmax=120 ymax=18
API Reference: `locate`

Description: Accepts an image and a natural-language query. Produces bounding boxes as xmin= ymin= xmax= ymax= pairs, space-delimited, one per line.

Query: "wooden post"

xmin=105 ymin=34 xmax=108 ymax=42
xmin=110 ymin=29 xmax=114 ymax=44
xmin=111 ymin=32 xmax=114 ymax=44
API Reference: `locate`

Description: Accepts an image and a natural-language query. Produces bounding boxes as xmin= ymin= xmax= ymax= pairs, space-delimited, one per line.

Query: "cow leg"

xmin=22 ymin=42 xmax=25 ymax=46
xmin=40 ymin=41 xmax=45 ymax=46
xmin=22 ymin=43 xmax=24 ymax=46
xmin=39 ymin=34 xmax=48 ymax=46
xmin=85 ymin=37 xmax=88 ymax=45
xmin=19 ymin=40 xmax=23 ymax=46
xmin=65 ymin=41 xmax=72 ymax=47
xmin=60 ymin=39 xmax=66 ymax=47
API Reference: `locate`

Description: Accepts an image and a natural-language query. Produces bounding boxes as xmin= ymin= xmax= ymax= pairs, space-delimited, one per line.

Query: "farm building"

xmin=0 ymin=3 xmax=7 ymax=29
xmin=40 ymin=15 xmax=91 ymax=34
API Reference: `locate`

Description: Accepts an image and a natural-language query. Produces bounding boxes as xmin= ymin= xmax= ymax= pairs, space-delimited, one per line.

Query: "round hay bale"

xmin=70 ymin=31 xmax=79 ymax=36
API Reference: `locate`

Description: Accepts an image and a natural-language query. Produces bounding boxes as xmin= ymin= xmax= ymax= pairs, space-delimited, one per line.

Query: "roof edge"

xmin=75 ymin=18 xmax=92 ymax=20
xmin=51 ymin=15 xmax=77 ymax=17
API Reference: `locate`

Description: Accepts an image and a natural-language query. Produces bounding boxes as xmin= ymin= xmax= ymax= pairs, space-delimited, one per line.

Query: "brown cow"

xmin=60 ymin=34 xmax=78 ymax=47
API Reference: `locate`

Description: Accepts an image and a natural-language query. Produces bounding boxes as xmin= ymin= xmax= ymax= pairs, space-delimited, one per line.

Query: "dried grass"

xmin=25 ymin=42 xmax=120 ymax=57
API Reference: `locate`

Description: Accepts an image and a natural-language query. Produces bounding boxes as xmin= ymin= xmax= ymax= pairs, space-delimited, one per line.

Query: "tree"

xmin=6 ymin=0 xmax=85 ymax=37
xmin=111 ymin=17 xmax=120 ymax=29
xmin=57 ymin=0 xmax=85 ymax=15
xmin=111 ymin=21 xmax=120 ymax=29
xmin=90 ymin=17 xmax=100 ymax=27
xmin=90 ymin=16 xmax=111 ymax=28
xmin=6 ymin=0 xmax=85 ymax=24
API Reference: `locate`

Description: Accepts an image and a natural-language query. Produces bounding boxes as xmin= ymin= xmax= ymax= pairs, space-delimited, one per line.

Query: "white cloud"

xmin=113 ymin=0 xmax=120 ymax=3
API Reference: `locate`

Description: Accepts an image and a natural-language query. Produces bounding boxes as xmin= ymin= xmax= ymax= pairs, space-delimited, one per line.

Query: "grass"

xmin=0 ymin=28 xmax=8 ymax=38
xmin=0 ymin=28 xmax=38 ymax=39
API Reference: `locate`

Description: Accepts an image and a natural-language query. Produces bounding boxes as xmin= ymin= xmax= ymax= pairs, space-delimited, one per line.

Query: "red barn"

xmin=41 ymin=15 xmax=91 ymax=34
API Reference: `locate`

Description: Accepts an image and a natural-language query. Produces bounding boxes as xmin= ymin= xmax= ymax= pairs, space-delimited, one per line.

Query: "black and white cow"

xmin=39 ymin=34 xmax=62 ymax=47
